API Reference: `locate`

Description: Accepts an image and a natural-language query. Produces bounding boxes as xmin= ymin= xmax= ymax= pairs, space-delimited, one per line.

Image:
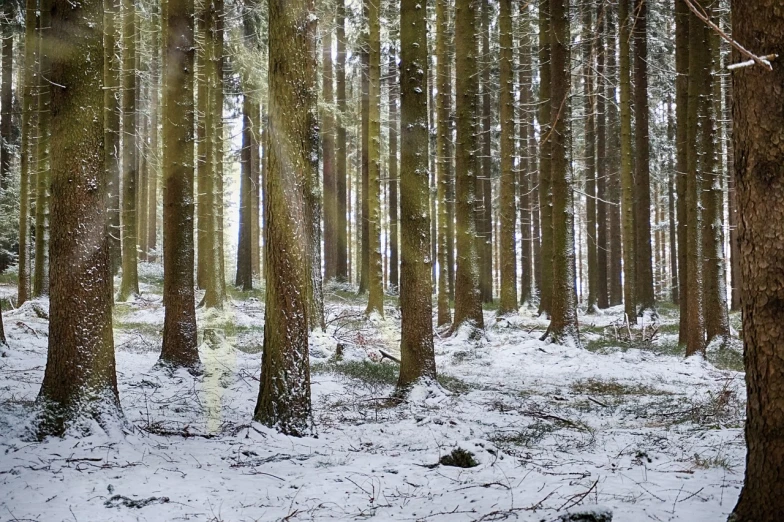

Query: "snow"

xmin=0 ymin=289 xmax=746 ymax=521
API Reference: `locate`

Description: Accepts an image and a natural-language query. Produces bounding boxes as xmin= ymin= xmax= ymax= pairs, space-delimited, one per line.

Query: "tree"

xmin=18 ymin=0 xmax=36 ymax=307
xmin=618 ymin=0 xmax=635 ymax=322
xmin=479 ymin=0 xmax=492 ymax=304
xmin=398 ymin=0 xmax=436 ymax=390
xmin=497 ymin=0 xmax=517 ymax=316
xmin=595 ymin=0 xmax=609 ymax=310
xmin=684 ymin=3 xmax=705 ymax=356
xmin=451 ymin=0 xmax=483 ymax=332
xmin=633 ymin=0 xmax=654 ymax=313
xmin=159 ymin=0 xmax=200 ymax=369
xmin=675 ymin=0 xmax=689 ymax=344
xmin=33 ymin=0 xmax=51 ymax=297
xmin=729 ymin=4 xmax=784 ymax=520
xmin=118 ymin=0 xmax=139 ymax=301
xmin=517 ymin=3 xmax=534 ymax=306
xmin=335 ymin=0 xmax=348 ymax=282
xmin=104 ymin=0 xmax=121 ymax=275
xmin=321 ymin=0 xmax=337 ymax=283
xmin=364 ymin=0 xmax=383 ymax=317
xmin=0 ymin=1 xmax=12 ymax=189
xmin=435 ymin=0 xmax=451 ymax=326
xmin=545 ymin=0 xmax=579 ymax=345
xmin=36 ymin=0 xmax=121 ymax=437
xmin=387 ymin=45 xmax=399 ymax=291
xmin=537 ymin=0 xmax=553 ymax=316
xmin=254 ymin=0 xmax=317 ymax=436
xmin=582 ymin=2 xmax=597 ymax=312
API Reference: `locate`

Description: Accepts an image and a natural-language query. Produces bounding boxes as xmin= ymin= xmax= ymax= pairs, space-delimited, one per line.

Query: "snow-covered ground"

xmin=0 ymin=281 xmax=746 ymax=521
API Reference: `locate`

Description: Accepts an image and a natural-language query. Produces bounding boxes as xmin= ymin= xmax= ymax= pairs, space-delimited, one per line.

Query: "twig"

xmin=379 ymin=349 xmax=401 ymax=364
xmin=683 ymin=0 xmax=775 ymax=71
xmin=588 ymin=396 xmax=609 ymax=408
xmin=557 ymin=477 xmax=599 ymax=511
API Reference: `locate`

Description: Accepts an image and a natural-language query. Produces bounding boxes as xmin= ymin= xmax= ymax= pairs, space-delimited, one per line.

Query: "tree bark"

xmin=254 ymin=0 xmax=317 ymax=436
xmin=18 ymin=0 xmax=36 ymax=307
xmin=517 ymin=5 xmax=533 ymax=306
xmin=497 ymin=0 xmax=516 ymax=316
xmin=33 ymin=0 xmax=51 ymax=297
xmin=436 ymin=0 xmax=451 ymax=326
xmin=546 ymin=0 xmax=579 ymax=345
xmin=335 ymin=0 xmax=348 ymax=282
xmin=537 ymin=0 xmax=553 ymax=316
xmin=0 ymin=3 xmax=12 ymax=190
xmin=729 ymin=2 xmax=784 ymax=519
xmin=398 ymin=0 xmax=437 ymax=390
xmin=118 ymin=0 xmax=139 ymax=301
xmin=675 ymin=0 xmax=689 ymax=345
xmin=36 ymin=0 xmax=121 ymax=437
xmin=583 ymin=2 xmax=597 ymax=312
xmin=159 ymin=0 xmax=199 ymax=369
xmin=479 ymin=0 xmax=492 ymax=304
xmin=451 ymin=0 xmax=483 ymax=332
xmin=321 ymin=0 xmax=336 ymax=284
xmin=633 ymin=0 xmax=654 ymax=313
xmin=619 ymin=0 xmax=635 ymax=322
xmin=595 ymin=0 xmax=609 ymax=309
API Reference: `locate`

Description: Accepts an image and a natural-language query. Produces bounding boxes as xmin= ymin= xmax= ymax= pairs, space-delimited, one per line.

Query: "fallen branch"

xmin=557 ymin=477 xmax=599 ymax=511
xmin=378 ymin=349 xmax=401 ymax=364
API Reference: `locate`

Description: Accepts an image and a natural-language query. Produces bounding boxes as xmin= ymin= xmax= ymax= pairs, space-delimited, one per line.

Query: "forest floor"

xmin=0 ymin=266 xmax=747 ymax=521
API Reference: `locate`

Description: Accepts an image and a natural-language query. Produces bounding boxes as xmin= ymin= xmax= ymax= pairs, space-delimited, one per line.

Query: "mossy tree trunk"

xmin=451 ymin=0 xmax=483 ymax=333
xmin=36 ymin=0 xmax=121 ymax=437
xmin=254 ymin=0 xmax=317 ymax=436
xmin=398 ymin=0 xmax=436 ymax=390
xmin=159 ymin=0 xmax=199 ymax=369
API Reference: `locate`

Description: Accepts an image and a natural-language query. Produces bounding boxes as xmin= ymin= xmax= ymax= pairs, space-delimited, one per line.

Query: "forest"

xmin=0 ymin=0 xmax=782 ymax=520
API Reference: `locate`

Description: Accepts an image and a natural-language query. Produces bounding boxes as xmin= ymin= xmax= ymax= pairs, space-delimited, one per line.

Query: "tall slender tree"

xmin=254 ymin=0 xmax=317 ymax=436
xmin=633 ymin=0 xmax=654 ymax=313
xmin=451 ymin=0 xmax=483 ymax=332
xmin=159 ymin=0 xmax=200 ymax=369
xmin=497 ymin=0 xmax=516 ymax=316
xmin=595 ymin=0 xmax=609 ymax=310
xmin=479 ymin=0 xmax=492 ymax=304
xmin=618 ymin=0 xmax=635 ymax=322
xmin=118 ymin=0 xmax=139 ymax=301
xmin=321 ymin=0 xmax=337 ymax=283
xmin=33 ymin=0 xmax=51 ymax=297
xmin=545 ymin=0 xmax=579 ymax=344
xmin=0 ymin=1 xmax=12 ymax=189
xmin=537 ymin=0 xmax=553 ymax=316
xmin=36 ymin=0 xmax=121 ymax=437
xmin=583 ymin=3 xmax=597 ymax=312
xmin=517 ymin=4 xmax=534 ymax=306
xmin=335 ymin=0 xmax=348 ymax=282
xmin=675 ymin=0 xmax=689 ymax=345
xmin=387 ymin=45 xmax=399 ymax=291
xmin=105 ymin=0 xmax=121 ymax=275
xmin=364 ymin=0 xmax=383 ymax=317
xmin=435 ymin=0 xmax=451 ymax=326
xmin=398 ymin=0 xmax=436 ymax=389
xmin=730 ymin=3 xmax=784 ymax=519
xmin=18 ymin=0 xmax=36 ymax=307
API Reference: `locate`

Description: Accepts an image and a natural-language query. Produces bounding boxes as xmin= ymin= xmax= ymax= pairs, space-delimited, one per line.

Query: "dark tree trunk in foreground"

xmin=497 ymin=0 xmax=516 ymax=316
xmin=479 ymin=0 xmax=492 ymax=304
xmin=37 ymin=0 xmax=121 ymax=437
xmin=118 ymin=0 xmax=139 ymax=301
xmin=545 ymin=0 xmax=579 ymax=345
xmin=254 ymin=0 xmax=316 ymax=436
xmin=452 ymin=0 xmax=484 ymax=332
xmin=398 ymin=0 xmax=436 ymax=390
xmin=159 ymin=0 xmax=199 ymax=369
xmin=730 ymin=3 xmax=784 ymax=520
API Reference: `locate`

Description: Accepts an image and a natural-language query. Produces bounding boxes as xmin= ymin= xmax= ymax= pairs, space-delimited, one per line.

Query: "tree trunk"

xmin=618 ymin=0 xmax=635 ymax=322
xmin=36 ymin=0 xmax=121 ymax=437
xmin=606 ymin=5 xmax=623 ymax=307
xmin=546 ymin=0 xmax=579 ymax=345
xmin=701 ymin=14 xmax=730 ymax=344
xmin=118 ymin=0 xmax=139 ymax=301
xmin=436 ymin=0 xmax=451 ymax=326
xmin=479 ymin=0 xmax=492 ymax=304
xmin=364 ymin=0 xmax=383 ymax=317
xmin=321 ymin=0 xmax=336 ymax=284
xmin=497 ymin=0 xmax=516 ymax=316
xmin=196 ymin=7 xmax=208 ymax=290
xmin=633 ymin=0 xmax=654 ymax=313
xmin=18 ymin=0 xmax=36 ymax=307
xmin=254 ymin=0 xmax=317 ymax=436
xmin=451 ymin=0 xmax=483 ymax=332
xmin=684 ymin=4 xmax=705 ymax=356
xmin=358 ymin=12 xmax=369 ymax=296
xmin=0 ymin=3 xmax=12 ymax=190
xmin=518 ymin=5 xmax=533 ymax=306
xmin=335 ymin=0 xmax=348 ymax=282
xmin=159 ymin=0 xmax=199 ymax=369
xmin=387 ymin=47 xmax=399 ymax=291
xmin=33 ymin=1 xmax=51 ymax=297
xmin=667 ymin=96 xmax=678 ymax=304
xmin=730 ymin=3 xmax=784 ymax=519
xmin=583 ymin=2 xmax=597 ymax=312
xmin=537 ymin=0 xmax=552 ymax=316
xmin=675 ymin=0 xmax=689 ymax=345
xmin=398 ymin=0 xmax=437 ymax=390
xmin=595 ymin=0 xmax=609 ymax=309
